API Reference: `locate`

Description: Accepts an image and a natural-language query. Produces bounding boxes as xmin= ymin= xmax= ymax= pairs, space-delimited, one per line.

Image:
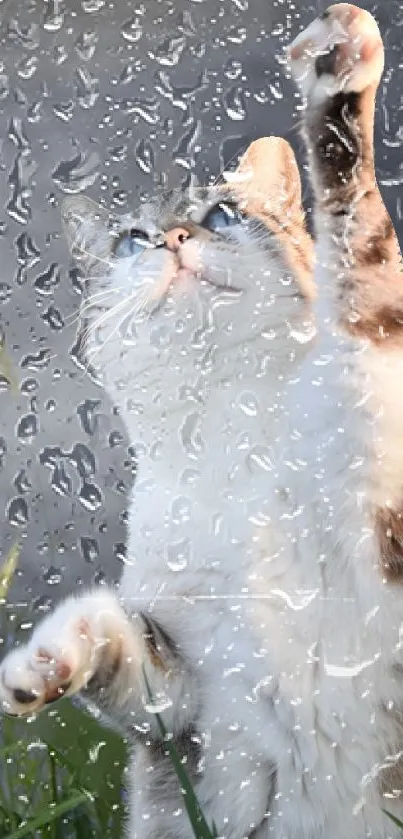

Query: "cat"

xmin=2 ymin=4 xmax=403 ymax=838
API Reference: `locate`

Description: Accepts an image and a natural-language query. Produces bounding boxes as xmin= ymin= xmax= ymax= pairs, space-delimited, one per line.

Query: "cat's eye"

xmin=114 ymin=228 xmax=151 ymax=259
xmin=202 ymin=202 xmax=243 ymax=234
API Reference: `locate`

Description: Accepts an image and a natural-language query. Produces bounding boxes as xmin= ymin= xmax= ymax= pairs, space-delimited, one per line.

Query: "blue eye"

xmin=115 ymin=228 xmax=150 ymax=259
xmin=202 ymin=202 xmax=243 ymax=234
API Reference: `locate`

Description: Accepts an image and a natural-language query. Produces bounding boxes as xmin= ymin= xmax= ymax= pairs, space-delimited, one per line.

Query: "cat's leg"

xmin=283 ymin=6 xmax=403 ymax=836
xmin=0 ymin=589 xmax=198 ymax=741
xmin=288 ymin=4 xmax=396 ymax=238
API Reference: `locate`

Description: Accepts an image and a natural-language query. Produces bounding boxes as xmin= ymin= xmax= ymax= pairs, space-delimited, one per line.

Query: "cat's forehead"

xmin=118 ymin=186 xmax=222 ymax=233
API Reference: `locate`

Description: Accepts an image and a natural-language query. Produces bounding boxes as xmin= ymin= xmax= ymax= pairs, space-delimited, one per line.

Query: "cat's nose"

xmin=164 ymin=227 xmax=190 ymax=253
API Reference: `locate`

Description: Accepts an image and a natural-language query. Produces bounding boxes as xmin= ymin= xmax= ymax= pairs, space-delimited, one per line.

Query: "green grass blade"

xmin=382 ymin=808 xmax=403 ymax=830
xmin=0 ymin=332 xmax=19 ymax=395
xmin=0 ymin=543 xmax=20 ymax=600
xmin=5 ymin=790 xmax=89 ymax=839
xmin=142 ymin=666 xmax=217 ymax=839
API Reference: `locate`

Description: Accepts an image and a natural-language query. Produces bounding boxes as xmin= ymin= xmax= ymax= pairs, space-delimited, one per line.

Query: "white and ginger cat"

xmin=2 ymin=5 xmax=403 ymax=838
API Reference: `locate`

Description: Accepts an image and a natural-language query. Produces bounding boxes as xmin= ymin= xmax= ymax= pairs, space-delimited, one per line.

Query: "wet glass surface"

xmin=0 ymin=0 xmax=402 ymax=610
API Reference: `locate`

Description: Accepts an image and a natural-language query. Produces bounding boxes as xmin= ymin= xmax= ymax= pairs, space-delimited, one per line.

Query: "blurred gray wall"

xmin=0 ymin=0 xmax=402 ymax=611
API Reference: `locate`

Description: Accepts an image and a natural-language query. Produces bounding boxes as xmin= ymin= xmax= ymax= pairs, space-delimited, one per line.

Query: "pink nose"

xmin=164 ymin=227 xmax=190 ymax=253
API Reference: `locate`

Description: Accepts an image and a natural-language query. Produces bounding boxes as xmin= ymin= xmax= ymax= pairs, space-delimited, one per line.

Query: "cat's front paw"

xmin=288 ymin=4 xmax=384 ymax=103
xmin=0 ymin=607 xmax=98 ymax=716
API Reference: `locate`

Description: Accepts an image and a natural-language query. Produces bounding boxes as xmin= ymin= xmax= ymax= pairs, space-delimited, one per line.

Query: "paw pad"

xmin=288 ymin=3 xmax=384 ymax=102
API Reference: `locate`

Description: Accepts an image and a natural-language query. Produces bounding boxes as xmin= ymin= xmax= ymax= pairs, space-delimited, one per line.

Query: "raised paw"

xmin=0 ymin=602 xmax=101 ymax=717
xmin=288 ymin=4 xmax=384 ymax=103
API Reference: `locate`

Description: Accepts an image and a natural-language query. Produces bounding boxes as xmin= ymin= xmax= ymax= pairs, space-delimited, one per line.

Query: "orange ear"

xmin=224 ymin=137 xmax=316 ymax=301
xmin=224 ymin=136 xmax=303 ymax=221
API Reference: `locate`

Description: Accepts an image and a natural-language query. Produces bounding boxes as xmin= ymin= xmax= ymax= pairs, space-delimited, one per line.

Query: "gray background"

xmin=0 ymin=0 xmax=402 ymax=612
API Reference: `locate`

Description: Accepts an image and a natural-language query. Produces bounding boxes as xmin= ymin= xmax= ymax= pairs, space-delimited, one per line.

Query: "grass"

xmin=0 ymin=684 xmax=127 ymax=838
xmin=0 ymin=545 xmax=126 ymax=838
xmin=0 ymin=549 xmax=216 ymax=839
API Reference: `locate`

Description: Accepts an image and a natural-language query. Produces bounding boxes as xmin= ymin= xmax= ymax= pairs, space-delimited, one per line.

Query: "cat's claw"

xmin=0 ymin=616 xmax=95 ymax=716
xmin=288 ymin=3 xmax=384 ymax=103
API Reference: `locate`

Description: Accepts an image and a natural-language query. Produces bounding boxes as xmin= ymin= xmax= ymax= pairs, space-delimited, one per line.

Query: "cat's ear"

xmin=61 ymin=196 xmax=112 ymax=268
xmin=224 ymin=136 xmax=303 ymax=220
xmin=226 ymin=138 xmax=316 ymax=300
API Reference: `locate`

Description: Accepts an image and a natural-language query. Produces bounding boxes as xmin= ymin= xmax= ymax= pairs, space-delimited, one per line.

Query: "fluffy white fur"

xmin=2 ymin=5 xmax=403 ymax=838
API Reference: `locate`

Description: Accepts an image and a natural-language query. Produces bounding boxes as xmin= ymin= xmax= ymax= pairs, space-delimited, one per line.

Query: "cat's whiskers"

xmin=71 ymin=239 xmax=115 ymax=270
xmin=80 ymin=293 xmax=135 ymax=348
xmin=82 ymin=273 xmax=160 ymax=349
xmin=86 ymin=292 xmax=152 ymax=369
xmin=66 ymin=287 xmax=125 ymax=327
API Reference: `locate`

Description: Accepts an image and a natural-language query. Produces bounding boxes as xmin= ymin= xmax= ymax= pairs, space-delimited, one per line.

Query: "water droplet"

xmin=179 ymin=412 xmax=204 ymax=459
xmin=237 ymin=391 xmax=259 ymax=417
xmin=107 ymin=145 xmax=127 ymax=165
xmin=0 ymin=437 xmax=7 ymax=468
xmin=223 ymin=86 xmax=247 ymax=121
xmin=21 ymin=377 xmax=38 ymax=394
xmin=53 ymin=101 xmax=75 ymax=123
xmin=170 ymin=496 xmax=191 ymax=524
xmin=17 ymin=413 xmax=38 ymax=444
xmin=34 ymin=263 xmax=61 ymax=296
xmin=16 ymin=232 xmax=40 ymax=269
xmin=53 ymin=45 xmax=69 ymax=65
xmin=77 ymin=399 xmax=101 ymax=435
xmin=78 ymin=480 xmax=102 ymax=511
xmin=14 ymin=468 xmax=31 ymax=494
xmin=43 ymin=566 xmax=62 ymax=586
xmin=21 ymin=349 xmax=51 ymax=371
xmin=180 ymin=467 xmax=200 ymax=487
xmin=75 ymin=67 xmax=99 ymax=109
xmin=380 ymin=66 xmax=403 ymax=148
xmin=224 ymin=59 xmax=243 ymax=81
xmin=121 ymin=15 xmax=143 ymax=43
xmin=51 ymin=462 xmax=72 ymax=497
xmin=230 ymin=0 xmax=248 ymax=10
xmin=68 ymin=442 xmax=96 ymax=478
xmin=289 ymin=321 xmax=317 ymax=344
xmin=17 ymin=55 xmax=38 ymax=80
xmin=144 ymin=694 xmax=173 ymax=714
xmin=166 ymin=538 xmax=190 ymax=572
xmin=227 ymin=25 xmax=247 ymax=45
xmin=0 ymin=64 xmax=10 ymax=100
xmin=122 ymin=96 xmax=159 ymax=125
xmin=8 ymin=117 xmax=31 ymax=154
xmin=109 ymin=430 xmax=124 ymax=448
xmin=246 ymin=445 xmax=274 ymax=473
xmin=0 ymin=283 xmax=12 ymax=303
xmin=41 ymin=305 xmax=64 ymax=331
xmin=134 ymin=138 xmax=154 ymax=174
xmin=7 ymin=496 xmax=29 ymax=527
xmin=149 ymin=36 xmax=185 ymax=67
xmin=43 ymin=4 xmax=65 ymax=31
xmin=7 ymin=152 xmax=37 ymax=224
xmin=74 ymin=31 xmax=98 ymax=61
xmin=82 ymin=0 xmax=105 ymax=11
xmin=114 ymin=542 xmax=127 ymax=562
xmin=52 ymin=150 xmax=100 ymax=194
xmin=39 ymin=445 xmax=63 ymax=470
xmin=80 ymin=537 xmax=99 ymax=563
xmin=174 ymin=116 xmax=200 ymax=170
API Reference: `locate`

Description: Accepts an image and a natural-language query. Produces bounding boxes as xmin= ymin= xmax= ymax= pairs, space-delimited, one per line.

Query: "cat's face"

xmin=62 ymin=139 xmax=309 ymax=426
